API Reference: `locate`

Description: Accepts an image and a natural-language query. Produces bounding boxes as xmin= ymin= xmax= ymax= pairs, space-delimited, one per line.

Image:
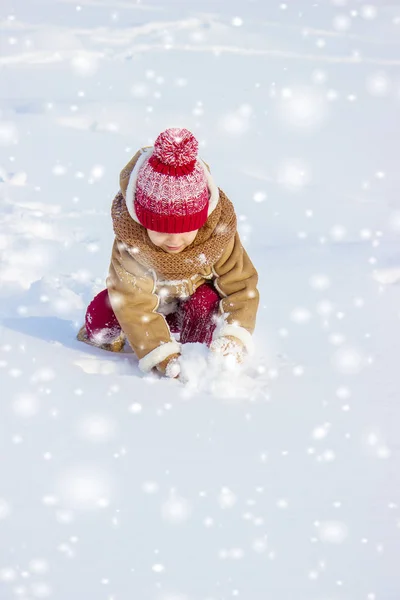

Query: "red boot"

xmin=77 ymin=289 xmax=125 ymax=351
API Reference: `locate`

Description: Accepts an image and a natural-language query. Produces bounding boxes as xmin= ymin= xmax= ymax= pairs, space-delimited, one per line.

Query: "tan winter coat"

xmin=106 ymin=148 xmax=259 ymax=372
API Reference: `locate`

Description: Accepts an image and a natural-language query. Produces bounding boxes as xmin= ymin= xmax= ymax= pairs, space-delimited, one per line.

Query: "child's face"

xmin=147 ymin=229 xmax=199 ymax=254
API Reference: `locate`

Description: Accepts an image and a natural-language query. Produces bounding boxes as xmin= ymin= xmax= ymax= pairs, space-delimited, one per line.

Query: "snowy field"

xmin=1 ymin=0 xmax=400 ymax=598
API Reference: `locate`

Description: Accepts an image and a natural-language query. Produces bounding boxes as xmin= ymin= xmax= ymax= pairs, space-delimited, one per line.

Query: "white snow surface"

xmin=1 ymin=0 xmax=400 ymax=598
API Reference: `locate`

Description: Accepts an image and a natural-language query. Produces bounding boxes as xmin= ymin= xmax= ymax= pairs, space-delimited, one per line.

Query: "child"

xmin=77 ymin=127 xmax=259 ymax=378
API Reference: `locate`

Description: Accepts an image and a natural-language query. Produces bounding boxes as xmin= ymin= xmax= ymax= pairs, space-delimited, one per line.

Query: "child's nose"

xmin=167 ymin=235 xmax=181 ymax=244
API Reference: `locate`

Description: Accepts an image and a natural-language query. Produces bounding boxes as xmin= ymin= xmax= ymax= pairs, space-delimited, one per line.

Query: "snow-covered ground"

xmin=1 ymin=1 xmax=400 ymax=598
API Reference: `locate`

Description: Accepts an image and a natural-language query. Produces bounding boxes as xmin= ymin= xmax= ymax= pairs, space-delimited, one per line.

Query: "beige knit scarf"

xmin=111 ymin=189 xmax=237 ymax=280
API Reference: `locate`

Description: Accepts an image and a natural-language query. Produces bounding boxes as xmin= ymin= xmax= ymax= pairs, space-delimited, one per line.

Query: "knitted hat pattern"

xmin=134 ymin=128 xmax=209 ymax=233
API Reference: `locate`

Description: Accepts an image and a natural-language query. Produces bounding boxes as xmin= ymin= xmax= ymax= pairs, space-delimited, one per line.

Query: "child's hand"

xmin=210 ymin=335 xmax=245 ymax=364
xmin=156 ymin=353 xmax=181 ymax=378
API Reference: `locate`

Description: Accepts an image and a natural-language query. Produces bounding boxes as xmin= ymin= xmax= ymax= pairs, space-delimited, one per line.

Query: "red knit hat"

xmin=130 ymin=128 xmax=211 ymax=233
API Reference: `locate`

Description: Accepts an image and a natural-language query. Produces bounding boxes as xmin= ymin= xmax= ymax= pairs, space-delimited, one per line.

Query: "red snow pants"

xmin=85 ymin=283 xmax=220 ymax=347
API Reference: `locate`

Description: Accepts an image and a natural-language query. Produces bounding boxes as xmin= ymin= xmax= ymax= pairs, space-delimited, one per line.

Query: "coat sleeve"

xmin=212 ymin=233 xmax=259 ymax=353
xmin=106 ymin=238 xmax=181 ymax=372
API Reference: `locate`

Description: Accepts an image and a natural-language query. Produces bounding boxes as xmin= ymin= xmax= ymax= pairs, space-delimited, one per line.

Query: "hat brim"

xmin=134 ymin=201 xmax=209 ymax=234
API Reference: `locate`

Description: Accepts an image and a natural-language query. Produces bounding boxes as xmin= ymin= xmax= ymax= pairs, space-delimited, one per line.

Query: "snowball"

xmin=56 ymin=466 xmax=114 ymax=510
xmin=218 ymin=487 xmax=237 ymax=509
xmin=318 ymin=521 xmax=348 ymax=544
xmin=161 ymin=492 xmax=192 ymax=523
xmin=77 ymin=414 xmax=116 ymax=443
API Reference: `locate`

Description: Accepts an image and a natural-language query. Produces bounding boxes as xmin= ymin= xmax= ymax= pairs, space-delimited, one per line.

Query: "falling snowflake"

xmin=218 ymin=487 xmax=237 ymax=509
xmin=278 ymin=86 xmax=328 ymax=131
xmin=220 ymin=105 xmax=253 ymax=135
xmin=0 ymin=121 xmax=18 ymax=146
xmin=0 ymin=498 xmax=11 ymax=520
xmin=366 ymin=72 xmax=391 ymax=97
xmin=70 ymin=53 xmax=99 ymax=76
xmin=76 ymin=414 xmax=116 ymax=443
xmin=333 ymin=14 xmax=351 ymax=31
xmin=12 ymin=393 xmax=39 ymax=417
xmin=290 ymin=307 xmax=312 ymax=324
xmin=332 ymin=347 xmax=364 ymax=374
xmin=317 ymin=521 xmax=348 ymax=544
xmin=161 ymin=491 xmax=192 ymax=523
xmin=361 ymin=5 xmax=378 ymax=20
xmin=56 ymin=466 xmax=114 ymax=510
